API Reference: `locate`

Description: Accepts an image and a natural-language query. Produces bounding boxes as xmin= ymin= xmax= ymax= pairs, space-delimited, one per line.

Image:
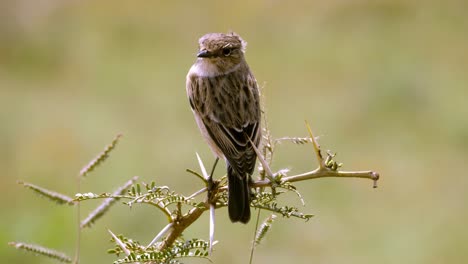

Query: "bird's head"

xmin=195 ymin=32 xmax=247 ymax=75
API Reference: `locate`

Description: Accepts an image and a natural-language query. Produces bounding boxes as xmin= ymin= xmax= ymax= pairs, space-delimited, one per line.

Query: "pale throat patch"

xmin=189 ymin=59 xmax=240 ymax=77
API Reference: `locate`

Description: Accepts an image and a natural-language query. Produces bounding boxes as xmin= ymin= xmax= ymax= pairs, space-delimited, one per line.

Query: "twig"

xmin=252 ymin=168 xmax=380 ymax=188
xmin=186 ymin=169 xmax=206 ymax=183
xmin=249 ymin=209 xmax=262 ymax=264
xmin=73 ymin=174 xmax=81 ymax=264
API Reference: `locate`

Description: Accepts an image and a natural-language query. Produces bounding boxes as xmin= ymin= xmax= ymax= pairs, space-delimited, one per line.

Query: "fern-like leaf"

xmin=255 ymin=214 xmax=277 ymax=246
xmin=110 ymin=237 xmax=211 ymax=264
xmin=18 ymin=181 xmax=74 ymax=205
xmin=275 ymin=137 xmax=312 ymax=145
xmin=9 ymin=242 xmax=72 ymax=263
xmin=254 ymin=203 xmax=313 ymax=221
xmin=252 ymin=191 xmax=313 ymax=221
xmin=80 ymin=133 xmax=123 ymax=177
xmin=81 ymin=176 xmax=138 ymax=228
xmin=126 ymin=184 xmax=203 ymax=210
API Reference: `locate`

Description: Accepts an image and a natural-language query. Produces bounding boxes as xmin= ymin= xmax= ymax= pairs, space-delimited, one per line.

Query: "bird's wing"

xmin=189 ymin=71 xmax=261 ymax=175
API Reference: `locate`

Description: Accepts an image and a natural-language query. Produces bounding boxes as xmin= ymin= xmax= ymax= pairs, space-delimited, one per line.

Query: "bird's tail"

xmin=227 ymin=166 xmax=251 ymax=223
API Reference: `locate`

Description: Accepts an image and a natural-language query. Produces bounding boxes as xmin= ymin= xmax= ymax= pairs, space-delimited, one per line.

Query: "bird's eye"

xmin=222 ymin=48 xmax=232 ymax=56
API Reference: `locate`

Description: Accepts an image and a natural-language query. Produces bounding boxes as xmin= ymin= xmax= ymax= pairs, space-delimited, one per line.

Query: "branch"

xmin=153 ymin=122 xmax=380 ymax=253
xmin=253 ymin=168 xmax=380 ymax=188
xmin=155 ymin=167 xmax=378 ymax=252
xmin=156 ymin=205 xmax=207 ymax=251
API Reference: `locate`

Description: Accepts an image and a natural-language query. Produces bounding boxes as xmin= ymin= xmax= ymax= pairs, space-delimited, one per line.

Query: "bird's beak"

xmin=197 ymin=50 xmax=212 ymax=58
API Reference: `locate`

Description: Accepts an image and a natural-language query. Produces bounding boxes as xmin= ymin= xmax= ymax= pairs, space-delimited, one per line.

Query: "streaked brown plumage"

xmin=186 ymin=32 xmax=261 ymax=223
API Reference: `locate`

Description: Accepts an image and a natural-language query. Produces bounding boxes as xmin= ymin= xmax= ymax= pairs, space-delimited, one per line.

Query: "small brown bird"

xmin=186 ymin=32 xmax=261 ymax=223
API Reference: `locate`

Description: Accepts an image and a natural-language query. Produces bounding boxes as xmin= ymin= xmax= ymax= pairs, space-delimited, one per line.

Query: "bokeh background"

xmin=2 ymin=0 xmax=468 ymax=263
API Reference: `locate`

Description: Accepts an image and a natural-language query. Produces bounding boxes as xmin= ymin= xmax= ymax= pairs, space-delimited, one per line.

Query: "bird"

xmin=186 ymin=32 xmax=261 ymax=223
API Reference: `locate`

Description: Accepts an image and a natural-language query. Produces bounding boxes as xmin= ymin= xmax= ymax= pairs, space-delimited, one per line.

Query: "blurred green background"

xmin=2 ymin=0 xmax=468 ymax=263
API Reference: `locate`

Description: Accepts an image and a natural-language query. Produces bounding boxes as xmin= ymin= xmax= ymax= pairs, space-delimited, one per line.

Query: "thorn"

xmin=196 ymin=152 xmax=209 ymax=180
xmin=209 ymin=203 xmax=215 ymax=255
xmin=108 ymin=229 xmax=131 ymax=256
xmin=146 ymin=223 xmax=174 ymax=249
xmin=305 ymin=121 xmax=325 ymax=169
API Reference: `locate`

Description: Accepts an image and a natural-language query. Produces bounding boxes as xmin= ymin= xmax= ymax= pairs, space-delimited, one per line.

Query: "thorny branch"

xmin=152 ymin=169 xmax=379 ymax=251
xmin=102 ymin=122 xmax=380 ymax=264
xmin=148 ymin=122 xmax=380 ymax=254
